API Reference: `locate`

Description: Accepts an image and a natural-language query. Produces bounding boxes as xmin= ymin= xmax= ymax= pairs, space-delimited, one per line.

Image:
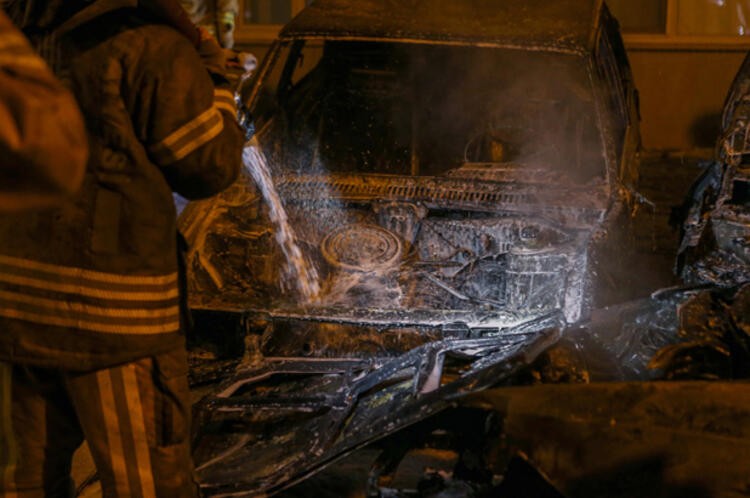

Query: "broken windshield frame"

xmin=249 ymin=39 xmax=608 ymax=185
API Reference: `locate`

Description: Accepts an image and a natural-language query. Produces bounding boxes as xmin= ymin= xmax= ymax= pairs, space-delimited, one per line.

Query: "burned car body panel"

xmin=678 ymin=52 xmax=750 ymax=286
xmin=277 ymin=0 xmax=599 ymax=52
xmin=180 ymin=1 xmax=642 ymax=495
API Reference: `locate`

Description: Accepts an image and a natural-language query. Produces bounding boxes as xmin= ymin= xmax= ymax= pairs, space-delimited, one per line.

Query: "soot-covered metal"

xmin=677 ymin=52 xmax=750 ymax=288
xmin=179 ymin=0 xmax=647 ymax=496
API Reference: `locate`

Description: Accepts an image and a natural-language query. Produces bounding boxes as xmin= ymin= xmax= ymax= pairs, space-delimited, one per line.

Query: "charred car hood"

xmin=181 ymin=169 xmax=610 ymax=327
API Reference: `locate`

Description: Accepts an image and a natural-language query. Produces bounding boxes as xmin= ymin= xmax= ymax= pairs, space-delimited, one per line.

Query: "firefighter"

xmin=179 ymin=0 xmax=238 ymax=48
xmin=0 ymin=10 xmax=88 ymax=211
xmin=0 ymin=0 xmax=244 ymax=495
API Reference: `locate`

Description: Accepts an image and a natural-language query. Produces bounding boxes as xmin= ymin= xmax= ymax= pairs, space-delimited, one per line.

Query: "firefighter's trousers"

xmin=0 ymin=348 xmax=197 ymax=498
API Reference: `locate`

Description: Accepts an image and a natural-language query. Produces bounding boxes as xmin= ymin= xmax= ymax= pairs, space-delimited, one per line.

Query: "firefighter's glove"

xmin=225 ymin=51 xmax=257 ymax=73
xmin=198 ymin=27 xmax=229 ymax=84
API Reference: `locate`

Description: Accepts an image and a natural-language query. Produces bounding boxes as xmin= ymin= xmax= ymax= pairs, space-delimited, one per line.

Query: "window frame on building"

xmin=615 ymin=0 xmax=750 ymax=49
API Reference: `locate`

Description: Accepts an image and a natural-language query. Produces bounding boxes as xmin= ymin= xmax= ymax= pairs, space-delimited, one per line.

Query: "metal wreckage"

xmin=176 ymin=1 xmax=750 ymax=497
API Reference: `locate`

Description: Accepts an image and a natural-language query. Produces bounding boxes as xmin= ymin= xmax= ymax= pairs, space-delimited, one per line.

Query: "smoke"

xmin=404 ymin=44 xmax=606 ymax=184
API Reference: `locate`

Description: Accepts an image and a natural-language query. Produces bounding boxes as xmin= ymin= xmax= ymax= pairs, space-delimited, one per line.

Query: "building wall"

xmin=628 ymin=48 xmax=747 ymax=152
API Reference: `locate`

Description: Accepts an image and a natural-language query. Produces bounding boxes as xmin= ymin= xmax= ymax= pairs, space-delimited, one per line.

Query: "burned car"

xmin=180 ymin=0 xmax=642 ymax=495
xmin=677 ymin=52 xmax=750 ymax=287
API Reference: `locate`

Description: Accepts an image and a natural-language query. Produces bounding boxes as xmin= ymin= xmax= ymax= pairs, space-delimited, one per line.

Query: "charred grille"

xmin=277 ymin=175 xmax=534 ymax=208
xmin=276 ymin=174 xmax=605 ymax=229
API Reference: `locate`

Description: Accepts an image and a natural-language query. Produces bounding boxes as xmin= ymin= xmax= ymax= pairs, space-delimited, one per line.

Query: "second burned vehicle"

xmin=677 ymin=51 xmax=750 ymax=287
xmin=179 ymin=0 xmax=643 ymax=495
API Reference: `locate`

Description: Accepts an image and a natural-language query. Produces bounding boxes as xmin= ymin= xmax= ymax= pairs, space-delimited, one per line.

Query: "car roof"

xmin=280 ymin=0 xmax=604 ymax=54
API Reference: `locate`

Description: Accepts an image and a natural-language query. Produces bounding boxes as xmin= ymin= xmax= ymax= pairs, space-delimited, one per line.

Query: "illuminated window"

xmin=674 ymin=0 xmax=750 ymax=36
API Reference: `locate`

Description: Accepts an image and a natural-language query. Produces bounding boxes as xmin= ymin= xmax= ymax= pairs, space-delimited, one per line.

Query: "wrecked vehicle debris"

xmin=275 ymin=378 xmax=750 ymax=497
xmin=510 ymin=282 xmax=750 ymax=385
xmin=178 ymin=0 xmax=644 ymax=495
xmin=625 ymin=49 xmax=750 ymax=384
xmin=337 ymin=279 xmax=750 ymax=495
xmin=192 ymin=328 xmax=559 ymax=496
xmin=677 ymin=51 xmax=750 ymax=287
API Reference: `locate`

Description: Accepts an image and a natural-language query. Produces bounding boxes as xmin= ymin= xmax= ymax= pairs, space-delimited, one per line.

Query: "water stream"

xmin=243 ymin=141 xmax=321 ymax=302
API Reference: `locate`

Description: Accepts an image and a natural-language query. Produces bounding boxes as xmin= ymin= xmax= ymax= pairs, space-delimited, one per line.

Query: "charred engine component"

xmin=183 ymin=172 xmax=594 ymax=327
xmin=372 ymin=201 xmax=428 ymax=244
xmin=321 ymin=223 xmax=404 ymax=272
xmin=415 ymin=218 xmax=588 ymax=323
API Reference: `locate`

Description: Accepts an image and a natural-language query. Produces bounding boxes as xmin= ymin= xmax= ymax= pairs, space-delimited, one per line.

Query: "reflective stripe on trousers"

xmin=0 ymin=350 xmax=196 ymax=498
xmin=0 ymin=363 xmax=18 ymax=498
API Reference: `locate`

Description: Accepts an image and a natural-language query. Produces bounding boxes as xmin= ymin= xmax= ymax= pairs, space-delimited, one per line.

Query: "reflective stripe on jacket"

xmin=0 ymin=3 xmax=243 ymax=371
xmin=0 ymin=254 xmax=180 ymax=335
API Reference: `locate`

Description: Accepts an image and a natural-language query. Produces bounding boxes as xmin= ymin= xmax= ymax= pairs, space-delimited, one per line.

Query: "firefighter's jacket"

xmin=0 ymin=1 xmax=244 ymax=371
xmin=0 ymin=11 xmax=88 ymax=211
